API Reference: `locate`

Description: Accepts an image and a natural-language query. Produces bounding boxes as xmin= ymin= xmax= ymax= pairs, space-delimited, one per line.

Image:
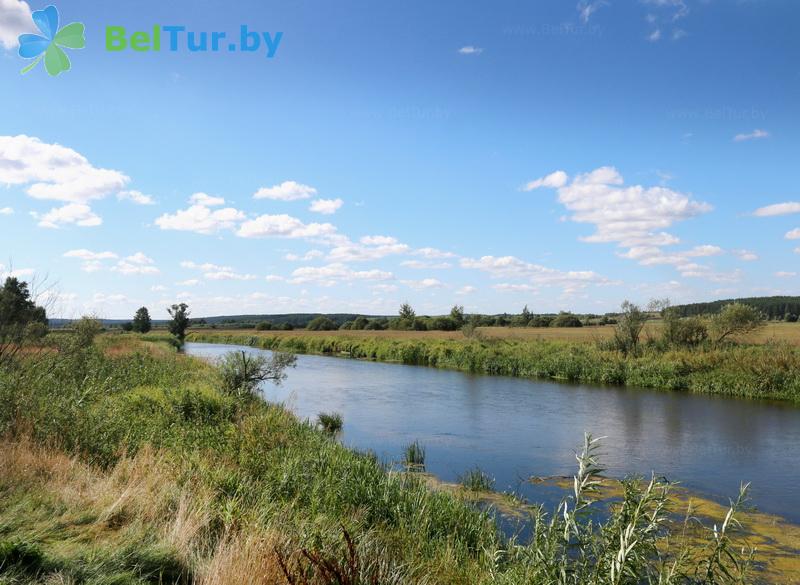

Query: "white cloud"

xmin=775 ymin=272 xmax=797 ymax=278
xmin=456 ymin=285 xmax=477 ymax=295
xmin=204 ymin=270 xmax=257 ymax=281
xmin=0 ymin=135 xmax=129 ymax=203
xmin=265 ymin=274 xmax=285 ymax=282
xmin=0 ymin=207 xmax=13 ymax=215
xmin=328 ymin=237 xmax=410 ymax=262
xmin=648 ymin=29 xmax=662 ymax=41
xmin=189 ymin=192 xmax=225 ymax=206
xmin=529 ymin=166 xmax=711 ymax=248
xmin=402 ymin=278 xmax=445 ymax=290
xmin=181 ymin=261 xmax=231 ymax=272
xmin=112 ymin=253 xmax=159 ymax=276
xmin=117 ymin=190 xmax=155 ymax=205
xmin=461 ymin=255 xmax=614 ymax=293
xmin=0 ymin=264 xmax=34 ymax=279
xmin=236 ymin=214 xmax=339 ymax=241
xmin=493 ymin=283 xmax=539 ymax=293
xmin=151 ymin=285 xmax=168 ymax=292
xmin=732 ymin=249 xmax=758 ymax=261
xmin=458 ymin=46 xmax=483 ymax=55
xmin=254 ymin=181 xmax=317 ymax=201
xmin=577 ymin=0 xmax=608 ymax=23
xmin=156 ymin=203 xmax=245 ymax=235
xmin=63 ymin=249 xmax=118 ymax=261
xmin=177 ymin=279 xmax=201 ymax=286
xmin=289 ymin=263 xmax=394 ymax=286
xmin=34 ymin=203 xmax=102 ymax=228
xmin=796 ymin=248 xmax=800 ymax=255
xmin=753 ymin=202 xmax=800 ymax=217
xmin=400 ymin=260 xmax=452 ymax=269
xmin=309 ymin=198 xmax=343 ymax=215
xmin=734 ymin=129 xmax=769 ymax=142
xmin=285 ymin=249 xmax=323 ymax=261
xmin=523 ymin=170 xmax=569 ymax=191
xmin=785 ymin=228 xmax=800 ymax=240
xmin=413 ymin=247 xmax=457 ymax=259
xmin=0 ymin=0 xmax=32 ymax=50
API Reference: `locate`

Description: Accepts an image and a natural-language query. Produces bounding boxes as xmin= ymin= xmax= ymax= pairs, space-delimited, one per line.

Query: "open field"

xmin=187 ymin=321 xmax=800 ymax=345
xmin=0 ymin=335 xmax=785 ymax=583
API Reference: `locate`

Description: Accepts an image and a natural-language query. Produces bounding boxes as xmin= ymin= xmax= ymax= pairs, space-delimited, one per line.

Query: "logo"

xmin=18 ymin=5 xmax=85 ymax=77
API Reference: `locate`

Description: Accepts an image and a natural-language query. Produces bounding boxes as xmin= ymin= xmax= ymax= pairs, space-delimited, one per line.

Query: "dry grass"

xmin=0 ymin=436 xmax=288 ymax=583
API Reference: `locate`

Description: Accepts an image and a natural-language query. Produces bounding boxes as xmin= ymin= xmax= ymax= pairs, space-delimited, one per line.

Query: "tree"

xmin=613 ymin=300 xmax=647 ymax=354
xmin=0 ymin=277 xmax=48 ymax=361
xmin=551 ymin=312 xmax=583 ymax=328
xmin=398 ymin=303 xmax=416 ymax=320
xmin=351 ymin=316 xmax=369 ymax=330
xmin=168 ymin=303 xmax=190 ymax=346
xmin=709 ymin=302 xmax=765 ymax=344
xmin=218 ymin=350 xmax=297 ymax=399
xmin=306 ymin=316 xmax=338 ymax=331
xmin=449 ymin=305 xmax=465 ymax=327
xmin=132 ymin=306 xmax=152 ymax=333
xmin=255 ymin=321 xmax=273 ymax=331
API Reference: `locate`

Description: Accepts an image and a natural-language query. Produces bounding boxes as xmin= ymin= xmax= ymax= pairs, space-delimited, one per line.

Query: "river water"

xmin=185 ymin=342 xmax=800 ymax=523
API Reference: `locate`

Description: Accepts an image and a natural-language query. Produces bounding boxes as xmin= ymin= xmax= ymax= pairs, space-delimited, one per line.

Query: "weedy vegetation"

xmin=316 ymin=411 xmax=344 ymax=434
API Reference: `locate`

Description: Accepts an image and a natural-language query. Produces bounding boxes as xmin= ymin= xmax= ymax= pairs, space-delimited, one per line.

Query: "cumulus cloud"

xmin=402 ymin=278 xmax=445 ymax=290
xmin=117 ymin=190 xmax=155 ymax=205
xmin=289 ymin=263 xmax=394 ymax=286
xmin=254 ymin=181 xmax=317 ymax=201
xmin=189 ymin=192 xmax=225 ymax=206
xmin=734 ymin=129 xmax=769 ymax=142
xmin=458 ymin=46 xmax=483 ymax=55
xmin=413 ymin=247 xmax=456 ymax=259
xmin=204 ymin=270 xmax=257 ymax=281
xmin=236 ymin=214 xmax=339 ymax=241
xmin=0 ymin=264 xmax=34 ymax=279
xmin=528 ymin=166 xmax=711 ymax=248
xmin=0 ymin=207 xmax=13 ymax=215
xmin=732 ymin=249 xmax=758 ymax=261
xmin=456 ymin=285 xmax=477 ymax=295
xmin=523 ymin=170 xmax=568 ymax=191
xmin=309 ymin=198 xmax=343 ymax=215
xmin=155 ymin=199 xmax=245 ymax=235
xmin=112 ymin=253 xmax=159 ymax=276
xmin=752 ymin=202 xmax=800 ymax=217
xmin=285 ymin=250 xmax=323 ymax=261
xmin=461 ymin=255 xmax=614 ymax=293
xmin=400 ymin=260 xmax=452 ymax=269
xmin=0 ymin=0 xmax=32 ymax=50
xmin=328 ymin=236 xmax=409 ymax=262
xmin=775 ymin=272 xmax=797 ymax=278
xmin=0 ymin=135 xmax=129 ymax=203
xmin=63 ymin=249 xmax=118 ymax=261
xmin=34 ymin=203 xmax=102 ymax=228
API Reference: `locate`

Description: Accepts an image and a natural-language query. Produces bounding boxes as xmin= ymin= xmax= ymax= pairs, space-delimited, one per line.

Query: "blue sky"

xmin=1 ymin=0 xmax=798 ymax=319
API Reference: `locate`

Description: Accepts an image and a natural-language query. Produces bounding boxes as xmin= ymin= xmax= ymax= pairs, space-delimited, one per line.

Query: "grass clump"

xmin=459 ymin=466 xmax=495 ymax=492
xmin=403 ymin=440 xmax=425 ymax=471
xmin=316 ymin=411 xmax=343 ymax=434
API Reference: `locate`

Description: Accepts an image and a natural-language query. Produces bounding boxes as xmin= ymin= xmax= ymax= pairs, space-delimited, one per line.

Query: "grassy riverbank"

xmin=185 ymin=330 xmax=800 ymax=402
xmin=0 ymin=335 xmax=774 ymax=583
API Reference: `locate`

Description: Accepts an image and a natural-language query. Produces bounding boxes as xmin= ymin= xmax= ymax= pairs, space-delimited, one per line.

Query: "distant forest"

xmin=673 ymin=296 xmax=800 ymax=320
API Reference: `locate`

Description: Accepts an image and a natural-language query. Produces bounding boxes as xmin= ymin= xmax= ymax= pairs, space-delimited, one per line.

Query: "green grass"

xmin=185 ymin=330 xmax=800 ymax=403
xmin=0 ymin=335 xmax=772 ymax=583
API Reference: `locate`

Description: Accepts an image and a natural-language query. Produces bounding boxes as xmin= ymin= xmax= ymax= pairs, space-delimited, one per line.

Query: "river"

xmin=185 ymin=342 xmax=800 ymax=524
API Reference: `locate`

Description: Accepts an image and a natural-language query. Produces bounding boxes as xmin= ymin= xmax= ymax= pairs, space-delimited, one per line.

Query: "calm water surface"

xmin=185 ymin=342 xmax=800 ymax=523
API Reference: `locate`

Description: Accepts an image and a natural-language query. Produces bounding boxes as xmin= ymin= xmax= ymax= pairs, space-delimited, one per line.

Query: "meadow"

xmin=185 ymin=323 xmax=800 ymax=403
xmin=0 ymin=334 xmax=767 ymax=584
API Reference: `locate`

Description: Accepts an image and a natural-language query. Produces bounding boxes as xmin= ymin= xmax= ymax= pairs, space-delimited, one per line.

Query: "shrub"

xmin=218 ymin=350 xmax=296 ymax=398
xmin=255 ymin=321 xmax=273 ymax=331
xmin=710 ymin=302 xmax=766 ymax=344
xmin=551 ymin=312 xmax=583 ymax=328
xmin=458 ymin=467 xmax=494 ymax=492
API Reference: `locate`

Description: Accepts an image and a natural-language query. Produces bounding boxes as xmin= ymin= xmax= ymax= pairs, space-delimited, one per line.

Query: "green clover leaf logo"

xmin=18 ymin=5 xmax=85 ymax=76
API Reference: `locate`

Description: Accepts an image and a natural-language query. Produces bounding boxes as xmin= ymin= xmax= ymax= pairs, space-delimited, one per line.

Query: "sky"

xmin=0 ymin=0 xmax=798 ymax=319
